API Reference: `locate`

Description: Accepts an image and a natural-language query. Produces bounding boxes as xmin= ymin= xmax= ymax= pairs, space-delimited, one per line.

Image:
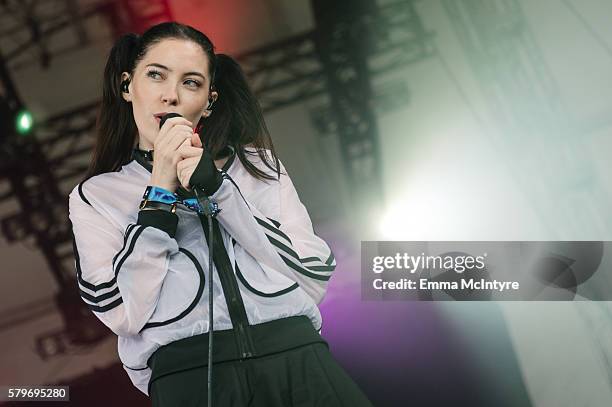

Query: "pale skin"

xmin=121 ymin=38 xmax=225 ymax=192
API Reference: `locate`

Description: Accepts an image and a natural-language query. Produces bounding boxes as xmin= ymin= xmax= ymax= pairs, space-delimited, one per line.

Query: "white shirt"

xmin=68 ymin=147 xmax=335 ymax=395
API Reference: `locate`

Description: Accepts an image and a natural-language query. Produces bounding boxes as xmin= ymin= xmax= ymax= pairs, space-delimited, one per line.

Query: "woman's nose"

xmin=161 ymin=86 xmax=179 ymax=105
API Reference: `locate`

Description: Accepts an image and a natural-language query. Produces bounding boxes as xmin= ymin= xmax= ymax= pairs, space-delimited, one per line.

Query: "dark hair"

xmin=87 ymin=22 xmax=280 ymax=182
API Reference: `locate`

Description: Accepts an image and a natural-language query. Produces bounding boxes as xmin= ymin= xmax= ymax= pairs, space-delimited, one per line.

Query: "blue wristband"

xmin=183 ymin=197 xmax=221 ymax=216
xmin=142 ymin=186 xmax=178 ymax=205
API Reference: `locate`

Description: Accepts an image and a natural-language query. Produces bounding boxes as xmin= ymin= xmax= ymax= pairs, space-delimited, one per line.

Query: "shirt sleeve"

xmin=211 ymin=161 xmax=336 ymax=304
xmin=68 ymin=187 xmax=179 ymax=337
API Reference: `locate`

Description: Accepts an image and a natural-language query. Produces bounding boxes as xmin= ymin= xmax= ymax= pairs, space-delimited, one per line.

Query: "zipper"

xmin=198 ymin=213 xmax=256 ymax=359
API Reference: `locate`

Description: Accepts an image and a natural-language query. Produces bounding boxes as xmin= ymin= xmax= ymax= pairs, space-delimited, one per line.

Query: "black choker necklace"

xmin=132 ymin=145 xmax=236 ymax=175
xmin=134 ymin=145 xmax=233 ymax=163
xmin=137 ymin=148 xmax=154 ymax=161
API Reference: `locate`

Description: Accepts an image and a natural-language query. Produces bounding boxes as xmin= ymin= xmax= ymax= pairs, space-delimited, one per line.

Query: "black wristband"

xmin=189 ymin=149 xmax=224 ymax=195
xmin=137 ymin=209 xmax=178 ymax=238
xmin=139 ymin=199 xmax=177 ymax=213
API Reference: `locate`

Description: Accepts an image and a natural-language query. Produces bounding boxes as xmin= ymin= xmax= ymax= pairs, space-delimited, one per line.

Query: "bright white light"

xmin=20 ymin=114 xmax=32 ymax=128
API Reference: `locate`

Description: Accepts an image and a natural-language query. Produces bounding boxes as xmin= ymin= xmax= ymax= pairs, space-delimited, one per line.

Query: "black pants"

xmin=148 ymin=316 xmax=373 ymax=407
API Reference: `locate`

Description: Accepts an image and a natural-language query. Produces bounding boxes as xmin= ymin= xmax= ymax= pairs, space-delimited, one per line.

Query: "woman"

xmin=69 ymin=22 xmax=372 ymax=406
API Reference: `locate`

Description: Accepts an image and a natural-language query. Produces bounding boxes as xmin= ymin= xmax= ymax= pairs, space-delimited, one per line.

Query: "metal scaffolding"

xmin=0 ymin=0 xmax=433 ymax=353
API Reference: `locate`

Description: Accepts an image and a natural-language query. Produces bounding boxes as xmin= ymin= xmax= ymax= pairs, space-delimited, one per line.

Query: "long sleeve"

xmin=211 ymin=161 xmax=336 ymax=304
xmin=69 ymin=189 xmax=179 ymax=337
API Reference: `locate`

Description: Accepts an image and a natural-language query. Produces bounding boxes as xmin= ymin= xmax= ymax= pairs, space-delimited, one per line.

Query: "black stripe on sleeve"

xmin=267 ymin=217 xmax=281 ymax=228
xmin=326 ymin=252 xmax=335 ymax=265
xmin=75 ymin=226 xmax=148 ymax=312
xmin=74 ymin=225 xmax=140 ymax=293
xmin=113 ymin=226 xmax=147 ymax=274
xmin=112 ymin=224 xmax=138 ymax=267
xmin=222 ymin=172 xmax=334 ymax=282
xmin=279 ymin=254 xmax=331 ymax=281
xmin=78 ymin=180 xmax=92 ymax=206
xmin=255 ymin=216 xmax=291 ymax=244
xmin=266 ymin=235 xmax=335 ymax=272
xmin=124 ymin=364 xmax=149 ymax=371
xmin=86 ymin=297 xmax=124 ymax=313
xmin=79 ymin=286 xmax=120 ymax=303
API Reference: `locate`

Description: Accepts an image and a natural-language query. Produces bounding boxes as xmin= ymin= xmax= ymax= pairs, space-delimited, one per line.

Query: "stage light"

xmin=15 ymin=109 xmax=33 ymax=135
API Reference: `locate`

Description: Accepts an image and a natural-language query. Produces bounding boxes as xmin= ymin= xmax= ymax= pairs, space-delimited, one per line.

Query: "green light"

xmin=16 ymin=110 xmax=33 ymax=135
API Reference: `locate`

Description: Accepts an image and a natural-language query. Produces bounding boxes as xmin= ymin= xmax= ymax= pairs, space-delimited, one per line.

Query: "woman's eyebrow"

xmin=146 ymin=62 xmax=174 ymax=71
xmin=184 ymin=71 xmax=206 ymax=80
xmin=146 ymin=63 xmax=206 ymax=79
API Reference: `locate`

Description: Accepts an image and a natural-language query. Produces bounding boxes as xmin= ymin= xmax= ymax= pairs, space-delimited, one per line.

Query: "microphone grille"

xmin=159 ymin=112 xmax=183 ymax=129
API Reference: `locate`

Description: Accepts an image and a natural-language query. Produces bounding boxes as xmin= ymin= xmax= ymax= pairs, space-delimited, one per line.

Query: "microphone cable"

xmin=193 ymin=187 xmax=216 ymax=407
xmin=159 ymin=113 xmax=216 ymax=407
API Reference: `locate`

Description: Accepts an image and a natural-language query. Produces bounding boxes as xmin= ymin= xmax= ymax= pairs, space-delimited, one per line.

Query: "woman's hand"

xmin=176 ymin=133 xmax=204 ymax=190
xmin=149 ymin=117 xmax=195 ymax=192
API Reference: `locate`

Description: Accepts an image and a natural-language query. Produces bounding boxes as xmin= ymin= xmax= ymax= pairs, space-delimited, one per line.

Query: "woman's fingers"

xmin=159 ymin=116 xmax=192 ymax=138
xmin=177 ymin=156 xmax=201 ymax=189
xmin=176 ymin=156 xmax=200 ymax=173
xmin=177 ymin=142 xmax=203 ymax=159
xmin=156 ymin=138 xmax=190 ymax=167
xmin=160 ymin=127 xmax=193 ymax=150
xmin=191 ymin=133 xmax=203 ymax=148
xmin=166 ymin=131 xmax=193 ymax=153
xmin=156 ymin=117 xmax=193 ymax=150
xmin=149 ymin=117 xmax=193 ymax=191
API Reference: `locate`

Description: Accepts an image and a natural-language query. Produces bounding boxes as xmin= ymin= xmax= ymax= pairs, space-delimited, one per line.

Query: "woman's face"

xmin=121 ymin=38 xmax=212 ymax=150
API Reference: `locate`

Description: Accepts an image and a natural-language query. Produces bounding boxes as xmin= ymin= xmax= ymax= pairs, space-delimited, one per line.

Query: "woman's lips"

xmin=154 ymin=114 xmax=194 ymax=130
xmin=154 ymin=115 xmax=164 ymax=126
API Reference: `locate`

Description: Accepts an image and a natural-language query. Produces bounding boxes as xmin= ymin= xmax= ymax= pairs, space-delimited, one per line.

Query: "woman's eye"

xmin=147 ymin=70 xmax=162 ymax=79
xmin=184 ymin=79 xmax=201 ymax=88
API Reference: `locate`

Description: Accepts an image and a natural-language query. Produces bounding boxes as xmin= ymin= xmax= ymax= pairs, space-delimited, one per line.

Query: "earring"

xmin=121 ymin=79 xmax=130 ymax=93
xmin=203 ymin=98 xmax=214 ymax=117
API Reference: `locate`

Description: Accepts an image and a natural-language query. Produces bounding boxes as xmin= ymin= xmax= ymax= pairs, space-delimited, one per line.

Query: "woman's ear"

xmin=202 ymin=91 xmax=218 ymax=118
xmin=208 ymin=91 xmax=218 ymax=108
xmin=121 ymin=72 xmax=132 ymax=102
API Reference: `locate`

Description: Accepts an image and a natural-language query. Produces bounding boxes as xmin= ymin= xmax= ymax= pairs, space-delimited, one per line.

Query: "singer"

xmin=68 ymin=22 xmax=372 ymax=406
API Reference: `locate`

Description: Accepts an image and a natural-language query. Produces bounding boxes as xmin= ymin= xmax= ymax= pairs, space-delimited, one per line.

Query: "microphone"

xmin=159 ymin=112 xmax=183 ymax=129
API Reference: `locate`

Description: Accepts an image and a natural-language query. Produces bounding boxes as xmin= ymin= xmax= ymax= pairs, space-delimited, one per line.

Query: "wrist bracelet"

xmin=183 ymin=197 xmax=221 ymax=216
xmin=140 ymin=185 xmax=177 ymax=214
xmin=142 ymin=185 xmax=177 ymax=204
xmin=139 ymin=199 xmax=177 ymax=214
